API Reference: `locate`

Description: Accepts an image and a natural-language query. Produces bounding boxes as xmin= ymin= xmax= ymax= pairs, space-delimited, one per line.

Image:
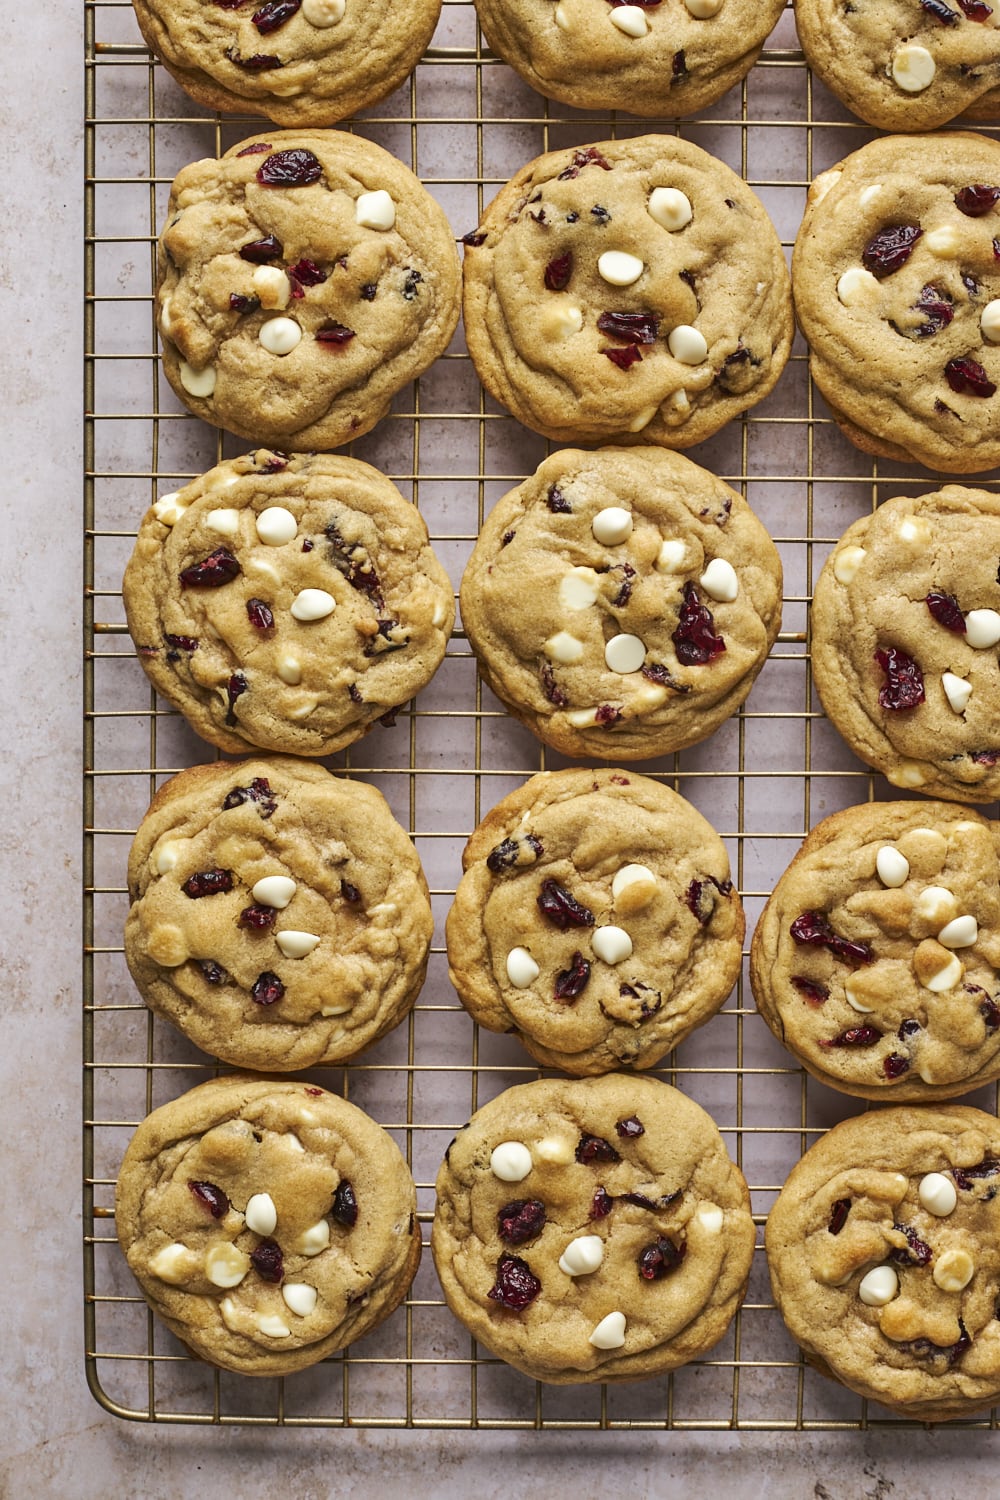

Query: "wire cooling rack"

xmin=83 ymin=0 xmax=1000 ymax=1429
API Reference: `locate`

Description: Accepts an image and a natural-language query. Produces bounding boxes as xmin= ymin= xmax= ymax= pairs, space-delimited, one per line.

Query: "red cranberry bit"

xmin=575 ymin=1133 xmax=621 ymax=1165
xmin=537 ymin=878 xmax=595 ymax=930
xmin=876 ymin=646 xmax=925 ymax=711
xmin=461 ymin=230 xmax=487 ymax=247
xmin=828 ymin=1198 xmax=851 ymax=1235
xmin=557 ymin=146 xmax=613 ymax=180
xmin=402 ymin=268 xmax=423 ymax=300
xmin=672 ymin=49 xmax=687 ymax=77
xmin=791 ymin=976 xmax=829 ymax=1005
xmin=340 ymin=879 xmax=362 ymax=904
xmin=250 ymin=1240 xmax=284 ymax=1281
xmin=229 ymin=292 xmax=261 ymax=314
xmin=544 ymin=252 xmax=573 ymax=291
xmin=925 ymin=590 xmax=966 ymax=632
xmin=245 ymin=597 xmax=274 ymax=632
xmin=251 ymin=971 xmax=285 ymax=1006
xmin=540 ymin=661 xmax=569 ymax=708
xmin=497 ymin=1199 xmax=546 ymax=1245
xmin=819 ymin=1025 xmax=883 ymax=1048
xmin=189 ymin=1180 xmax=229 ymax=1217
xmin=226 ymin=48 xmax=283 ymax=70
xmin=953 ymin=1157 xmax=1000 ymax=1192
xmin=554 ymin=951 xmax=591 ymax=1002
xmin=684 ymin=875 xmax=731 ymax=926
xmin=958 ymin=0 xmax=993 ymax=19
xmin=602 ymin=343 xmax=643 ymax=370
xmin=226 ymin=672 xmax=248 ymax=724
xmin=982 ymin=996 xmax=1000 ymax=1032
xmin=672 ymin=582 xmax=726 ymax=666
xmin=222 ymin=777 xmax=277 ymax=817
xmin=286 ymin=257 xmax=328 ymax=296
xmin=179 ymin=548 xmax=241 ymax=588
xmin=182 ymin=868 xmax=233 ymax=899
xmin=331 ymin=1180 xmax=358 ymax=1227
xmin=945 ymin=356 xmax=996 ymax=397
xmin=921 ymin=0 xmax=959 ymax=21
xmin=546 ymin=484 xmax=572 ymax=514
xmin=488 ymin=1254 xmax=541 ymax=1310
xmin=197 ymin=959 xmax=229 ymax=984
xmin=316 ymin=323 xmax=356 ymax=346
xmin=638 ymin=1236 xmax=686 ymax=1280
xmin=972 ymin=748 xmax=1000 ymax=765
xmin=615 ymin=1115 xmax=644 ymax=1139
xmin=862 ymin=225 xmax=922 ymax=279
xmin=590 ymin=1186 xmax=614 ymax=1219
xmin=239 ymin=234 xmax=283 ymax=263
xmin=487 ymin=834 xmax=544 ymax=873
xmin=955 ymin=184 xmax=1000 ymax=217
xmin=253 ymin=0 xmax=300 ymax=31
xmin=884 ymin=1053 xmax=911 ymax=1079
xmin=912 ymin=284 xmax=954 ymax=338
xmin=899 ymin=1018 xmax=921 ymax=1039
xmin=789 ymin=910 xmax=873 ymax=966
xmin=165 ymin=632 xmax=198 ymax=652
xmin=641 ymin=661 xmax=689 ymax=693
xmin=236 ymin=143 xmax=272 ymax=154
xmin=891 ymin=1224 xmax=933 ymax=1266
xmin=256 ymin=149 xmax=322 ymax=187
xmin=621 ymin=1191 xmax=659 ymax=1210
xmin=595 ymin=703 xmax=623 ymax=727
xmin=239 ymin=904 xmax=276 ymax=930
xmin=597 ymin=310 xmax=660 ymax=345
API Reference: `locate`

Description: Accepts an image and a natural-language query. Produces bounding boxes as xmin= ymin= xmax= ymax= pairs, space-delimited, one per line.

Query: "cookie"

xmin=472 ymin=0 xmax=786 ymax=118
xmin=431 ymin=1074 xmax=754 ymax=1384
xmin=446 ymin=768 xmax=744 ymax=1075
xmin=461 ymin=135 xmax=793 ymax=447
xmin=811 ymin=487 xmax=1000 ymax=802
xmin=792 ymin=133 xmax=1000 ymax=473
xmin=157 ymin=132 xmax=460 ymax=450
xmin=750 ymin=801 xmax=1000 ymax=1102
xmin=459 ymin=447 xmax=782 ymax=760
xmin=124 ymin=757 xmax=433 ymax=1071
xmin=131 ymin=0 xmax=440 ymax=127
xmin=115 ymin=1075 xmax=421 ymax=1376
xmin=123 ymin=450 xmax=454 ymax=758
xmin=766 ymin=1104 xmax=1000 ymax=1421
xmin=794 ymin=0 xmax=1000 ymax=132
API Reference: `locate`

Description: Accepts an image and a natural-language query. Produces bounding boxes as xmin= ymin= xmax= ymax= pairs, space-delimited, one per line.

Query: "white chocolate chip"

xmin=219 ymin=1297 xmax=240 ymax=1332
xmin=656 ymin=539 xmax=687 ymax=573
xmin=159 ymin=294 xmax=176 ymax=338
xmin=612 ymin=864 xmax=657 ymax=905
xmin=276 ymin=654 xmax=302 ymax=686
xmin=627 ymin=403 xmax=659 ymax=432
xmin=589 ymin=1311 xmax=627 ymax=1349
xmin=876 ymin=847 xmax=910 ymax=888
xmin=259 ymin=317 xmax=301 ymax=356
xmin=288 ymin=697 xmax=319 ymax=719
xmin=255 ymin=506 xmax=298 ymax=545
xmin=668 ymin=324 xmax=709 ymax=364
xmin=179 ymin=361 xmax=216 ymax=398
xmin=669 ymin=388 xmax=690 ymax=415
xmin=285 ymin=1133 xmax=305 ymax=1153
xmin=605 ymin=633 xmax=646 ymax=674
xmin=810 ymin=169 xmax=842 ymax=207
xmin=205 ymin=507 xmax=240 ymax=537
xmin=941 ymin=672 xmax=972 ymax=715
xmin=859 ymin=185 xmax=883 ymax=208
xmin=320 ymin=1001 xmax=352 ymax=1016
xmin=244 ymin=1192 xmax=277 ymax=1236
xmin=859 ymin=1265 xmax=898 ymax=1306
xmin=275 ymin=929 xmax=321 ymax=959
xmin=684 ymin=0 xmax=723 ymax=14
xmin=699 ymin=557 xmax=738 ymax=602
xmin=938 ymin=914 xmax=978 ymax=948
xmin=560 ymin=566 xmax=601 ymax=610
xmin=559 ymin=1235 xmax=605 ymax=1276
xmin=149 ymin=1242 xmax=195 ymax=1284
xmin=152 ymin=491 xmax=187 ymax=526
xmin=695 ymin=1204 xmax=724 ymax=1233
xmin=252 ymin=266 xmax=292 ymax=310
xmin=366 ymin=902 xmax=398 ymax=919
xmin=554 ymin=1 xmax=570 ymax=28
xmin=293 ymin=1219 xmax=332 ymax=1256
xmin=544 ymin=631 xmax=585 ymax=665
xmin=302 ymin=0 xmax=345 ymax=23
xmin=892 ymin=760 xmax=927 ymax=788
xmin=933 ymin=1249 xmax=974 ymax=1293
xmin=892 ymin=43 xmax=936 ymax=93
xmin=355 ymin=190 xmax=396 ymax=231
xmin=252 ymin=875 xmax=296 ymax=909
xmin=916 ymin=886 xmax=957 ymax=926
xmin=566 ymin=707 xmax=601 ymax=727
xmin=541 ymin=302 xmax=584 ymax=340
xmin=844 ymin=977 xmax=874 ymax=1014
xmin=609 ymin=4 xmax=649 ymax=36
xmin=592 ymin=506 xmax=633 ymax=546
xmin=536 ymin=1136 xmax=575 ymax=1165
xmin=154 ymin=839 xmax=186 ymax=874
xmin=635 ymin=682 xmax=668 ymax=709
xmin=836 ymin=268 xmax=880 ymax=309
xmin=924 ymin=225 xmax=960 ymax=257
xmin=506 ymin=947 xmax=539 ymax=988
xmin=290 ymin=587 xmax=336 ymax=621
xmin=981 ymin=299 xmax=1000 ymax=344
xmin=282 ymin=1282 xmax=318 ymax=1317
xmin=256 ymin=1313 xmax=291 ymax=1338
xmin=648 ymin=187 xmax=693 ymax=232
xmin=919 ymin=1172 xmax=957 ymax=1217
xmin=146 ymin=923 xmax=188 ymax=967
xmin=916 ymin=943 xmax=963 ymax=993
xmin=965 ymin=608 xmax=1000 ymax=649
xmin=597 ymin=251 xmax=644 ymax=287
xmin=490 ymin=1141 xmax=532 ymax=1182
xmin=833 ymin=544 xmax=867 ymax=584
xmin=897 ymin=516 xmax=932 ymax=550
xmin=592 ymin=925 xmax=633 ymax=965
xmin=205 ymin=1242 xmax=250 ymax=1289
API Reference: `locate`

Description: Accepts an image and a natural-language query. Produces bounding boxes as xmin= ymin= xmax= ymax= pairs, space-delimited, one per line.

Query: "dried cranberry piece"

xmin=789 ymin=910 xmax=873 ymax=966
xmin=602 ymin=344 xmax=642 ymax=370
xmin=239 ymin=904 xmax=276 ymax=930
xmin=182 ymin=868 xmax=233 ymax=899
xmin=595 ymin=704 xmax=623 ymax=727
xmin=958 ymin=0 xmax=993 ymax=19
xmin=229 ymin=292 xmax=261 ymax=314
xmin=972 ymin=749 xmax=1000 ymax=765
xmin=252 ymin=0 xmax=300 ymax=32
xmin=921 ymin=0 xmax=959 ymax=21
xmin=615 ymin=1116 xmax=644 ymax=1139
xmin=620 ymin=1192 xmax=658 ymax=1210
xmin=953 ymin=1157 xmax=1000 ymax=1191
xmin=876 ymin=646 xmax=925 ymax=710
xmin=911 ymin=284 xmax=954 ymax=338
xmin=544 ymin=252 xmax=573 ymax=291
xmin=899 ymin=1018 xmax=921 ymax=1039
xmin=673 ymin=582 xmax=726 ymax=666
xmin=540 ymin=661 xmax=568 ymax=708
xmin=179 ymin=548 xmax=241 ymax=588
xmin=590 ymin=205 xmax=611 ymax=226
xmin=250 ymin=1240 xmax=284 ymax=1281
xmin=197 ymin=959 xmax=229 ymax=984
xmin=955 ymin=184 xmax=1000 ymax=217
xmin=256 ymin=149 xmax=322 ymax=188
xmin=891 ymin=1224 xmax=933 ymax=1266
xmin=189 ymin=1180 xmax=229 ymax=1217
xmin=684 ymin=875 xmax=732 ymax=926
xmin=589 ymin=1186 xmax=614 ymax=1219
xmin=557 ymin=146 xmax=613 ymax=180
xmin=641 ymin=661 xmax=689 ymax=693
xmin=828 ymin=1198 xmax=851 ymax=1235
xmin=486 ymin=834 xmax=544 ymax=873
xmin=286 ymin=257 xmax=328 ymax=294
xmin=614 ymin=562 xmax=635 ymax=607
xmin=945 ymin=356 xmax=996 ymax=397
xmin=575 ymin=1133 xmax=621 ymax=1165
xmin=324 ymin=519 xmax=384 ymax=608
xmin=791 ymin=976 xmax=829 ymax=1005
xmin=340 ymin=879 xmax=361 ymax=903
xmin=239 ymin=234 xmax=283 ymax=263
xmin=461 ymin=230 xmax=487 ymax=246
xmin=672 ymin=49 xmax=688 ymax=79
xmin=925 ymin=590 xmax=966 ymax=632
xmin=251 ymin=971 xmax=285 ymax=1006
xmin=331 ymin=1180 xmax=358 ymax=1227
xmin=862 ymin=225 xmax=922 ymax=279
xmin=235 ymin=141 xmax=271 ymax=154
xmin=638 ymin=1236 xmax=686 ymax=1280
xmin=546 ymin=484 xmax=572 ymax=513
xmin=596 ymin=310 xmax=660 ymax=344
xmin=497 ymin=1199 xmax=546 ymax=1245
xmin=537 ymin=878 xmax=595 ymax=930
xmin=226 ymin=672 xmax=248 ymax=724
xmin=165 ymin=633 xmax=198 ymax=652
xmin=883 ymin=1053 xmax=910 ymax=1078
xmin=226 ymin=48 xmax=282 ymax=70
xmin=982 ymin=996 xmax=1000 ymax=1032
xmin=246 ymin=597 xmax=274 ymax=631
xmin=488 ymin=1253 xmax=541 ymax=1310
xmin=360 ymin=282 xmax=377 ymax=301
xmin=820 ymin=1025 xmax=883 ymax=1048
xmin=554 ymin=951 xmax=591 ymax=1002
xmin=222 ymin=777 xmax=277 ymax=817
xmin=316 ymin=323 xmax=356 ymax=346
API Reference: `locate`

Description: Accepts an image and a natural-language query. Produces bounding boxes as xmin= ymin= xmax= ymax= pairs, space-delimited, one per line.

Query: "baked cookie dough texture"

xmin=432 ymin=1074 xmax=755 ymax=1383
xmin=767 ymin=1105 xmax=1000 ymax=1421
xmin=116 ymin=1075 xmax=421 ymax=1376
xmin=460 ymin=447 xmax=782 ymax=760
xmin=157 ymin=132 xmax=460 ymax=450
xmin=793 ymin=133 xmax=1000 ymax=473
xmin=131 ymin=0 xmax=441 ymax=125
xmin=473 ymin=0 xmax=786 ymax=117
xmin=123 ymin=450 xmax=454 ymax=758
xmin=125 ymin=758 xmax=433 ymax=1071
xmin=811 ymin=488 xmax=1000 ymax=803
xmin=462 ymin=135 xmax=793 ymax=447
xmin=447 ymin=768 xmax=744 ymax=1074
xmin=750 ymin=801 xmax=1000 ymax=1102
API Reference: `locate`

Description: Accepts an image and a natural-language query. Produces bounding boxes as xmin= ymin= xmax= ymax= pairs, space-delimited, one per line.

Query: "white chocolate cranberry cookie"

xmin=131 ymin=0 xmax=440 ymax=126
xmin=446 ymin=768 xmax=744 ymax=1074
xmin=432 ymin=1074 xmax=755 ymax=1383
xmin=766 ymin=1104 xmax=1000 ymax=1421
xmin=157 ymin=132 xmax=460 ymax=450
xmin=123 ymin=451 xmax=454 ymax=758
xmin=116 ymin=1075 xmax=421 ymax=1376
xmin=462 ymin=135 xmax=793 ymax=447
xmin=124 ymin=758 xmax=433 ymax=1071
xmin=793 ymin=134 xmax=1000 ymax=473
xmin=459 ymin=447 xmax=782 ymax=760
xmin=811 ymin=488 xmax=1000 ymax=802
xmin=473 ymin=0 xmax=786 ymax=118
xmin=750 ymin=801 xmax=1000 ymax=1102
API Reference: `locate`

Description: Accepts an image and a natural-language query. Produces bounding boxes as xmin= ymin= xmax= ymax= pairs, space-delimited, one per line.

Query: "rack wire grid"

xmin=83 ymin=0 xmax=1000 ymax=1431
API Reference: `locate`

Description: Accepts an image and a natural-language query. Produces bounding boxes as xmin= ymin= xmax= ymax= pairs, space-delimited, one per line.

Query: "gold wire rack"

xmin=83 ymin=0 xmax=1000 ymax=1430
